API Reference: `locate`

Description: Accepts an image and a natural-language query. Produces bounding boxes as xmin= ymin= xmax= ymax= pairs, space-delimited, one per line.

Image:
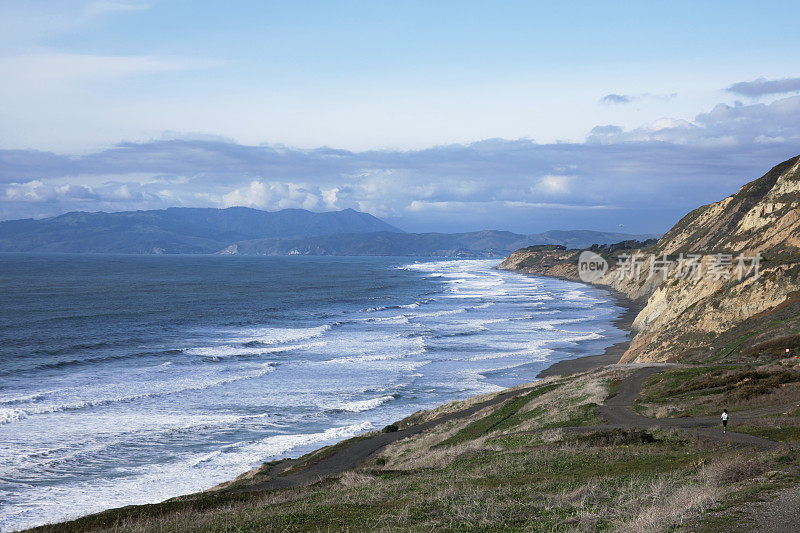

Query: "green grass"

xmin=634 ymin=364 xmax=800 ymax=417
xmin=606 ymin=378 xmax=623 ymax=399
xmin=731 ymin=425 xmax=800 ymax=443
xmin=31 ymin=438 xmax=722 ymax=533
xmin=710 ymin=332 xmax=760 ymax=361
xmin=694 ymin=468 xmax=800 ymax=532
xmin=539 ymin=403 xmax=601 ymax=429
xmin=435 ymin=383 xmax=562 ymax=447
xmin=635 ymin=366 xmax=728 ymax=414
xmin=28 ymin=363 xmax=800 ymax=533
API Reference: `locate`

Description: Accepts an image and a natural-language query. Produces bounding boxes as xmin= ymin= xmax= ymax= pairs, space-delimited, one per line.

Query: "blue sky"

xmin=1 ymin=1 xmax=800 ymax=233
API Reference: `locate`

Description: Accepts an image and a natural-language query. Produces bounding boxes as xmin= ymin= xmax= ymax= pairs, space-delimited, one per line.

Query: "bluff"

xmin=499 ymin=155 xmax=800 ymax=363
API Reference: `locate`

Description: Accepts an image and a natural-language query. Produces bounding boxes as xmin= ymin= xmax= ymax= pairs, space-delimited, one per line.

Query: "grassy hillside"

xmin=29 ymin=361 xmax=800 ymax=532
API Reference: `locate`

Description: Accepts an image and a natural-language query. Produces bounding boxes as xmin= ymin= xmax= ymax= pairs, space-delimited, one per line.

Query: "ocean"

xmin=0 ymin=254 xmax=625 ymax=531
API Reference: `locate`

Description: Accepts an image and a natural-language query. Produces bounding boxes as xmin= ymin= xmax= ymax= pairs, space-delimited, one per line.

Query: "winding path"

xmin=238 ymin=381 xmax=548 ymax=493
xmin=600 ymin=367 xmax=783 ymax=450
xmin=231 ymin=365 xmax=790 ymax=496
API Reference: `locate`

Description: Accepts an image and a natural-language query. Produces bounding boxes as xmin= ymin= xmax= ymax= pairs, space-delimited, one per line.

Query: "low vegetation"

xmin=29 ymin=362 xmax=800 ymax=533
xmin=636 ymin=362 xmax=800 ymax=418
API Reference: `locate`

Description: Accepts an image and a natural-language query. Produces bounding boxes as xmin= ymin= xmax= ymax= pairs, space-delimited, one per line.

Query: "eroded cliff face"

xmin=620 ymin=261 xmax=800 ymax=362
xmin=657 ymin=155 xmax=800 ymax=257
xmin=498 ymin=155 xmax=800 ymax=363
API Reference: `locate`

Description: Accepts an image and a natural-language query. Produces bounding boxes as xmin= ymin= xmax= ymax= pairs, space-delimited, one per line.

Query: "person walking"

xmin=721 ymin=409 xmax=729 ymax=433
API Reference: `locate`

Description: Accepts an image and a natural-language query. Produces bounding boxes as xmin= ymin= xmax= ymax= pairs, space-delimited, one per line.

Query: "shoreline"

xmin=492 ymin=261 xmax=643 ymax=378
xmin=23 ymin=267 xmax=642 ymax=532
xmin=537 ymin=287 xmax=642 ymax=378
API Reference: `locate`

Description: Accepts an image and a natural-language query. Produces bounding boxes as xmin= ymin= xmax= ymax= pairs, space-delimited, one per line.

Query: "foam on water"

xmin=326 ymin=395 xmax=396 ymax=412
xmin=5 ymin=362 xmax=276 ymax=420
xmin=0 ymin=408 xmax=26 ymax=425
xmin=225 ymin=324 xmax=332 ymax=345
xmin=0 ymin=256 xmax=627 ymax=532
xmin=185 ymin=341 xmax=325 ymax=358
xmin=1 ymin=421 xmax=374 ymax=531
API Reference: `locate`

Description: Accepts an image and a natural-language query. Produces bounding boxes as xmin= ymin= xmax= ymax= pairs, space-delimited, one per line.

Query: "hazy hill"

xmin=0 ymin=207 xmax=403 ymax=254
xmin=0 ymin=206 xmax=655 ymax=256
xmin=499 ymin=154 xmax=800 ymax=363
xmin=231 ymin=229 xmax=657 ymax=257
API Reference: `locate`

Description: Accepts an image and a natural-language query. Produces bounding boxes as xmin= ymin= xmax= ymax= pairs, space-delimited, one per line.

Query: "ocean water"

xmin=0 ymin=255 xmax=625 ymax=531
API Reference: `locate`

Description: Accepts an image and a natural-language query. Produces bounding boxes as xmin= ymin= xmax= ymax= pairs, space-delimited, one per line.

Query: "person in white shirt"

xmin=721 ymin=409 xmax=729 ymax=432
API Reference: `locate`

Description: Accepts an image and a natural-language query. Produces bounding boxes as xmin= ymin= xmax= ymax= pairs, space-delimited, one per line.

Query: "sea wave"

xmin=0 ymin=408 xmax=27 ymax=425
xmin=185 ymin=341 xmax=324 ymax=359
xmin=0 ymin=421 xmax=375 ymax=532
xmin=225 ymin=324 xmax=331 ymax=345
xmin=3 ymin=363 xmax=277 ymax=422
xmin=326 ymin=395 xmax=396 ymax=412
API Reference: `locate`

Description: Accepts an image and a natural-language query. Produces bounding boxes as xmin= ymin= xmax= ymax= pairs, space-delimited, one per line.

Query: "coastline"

xmin=492 ymin=263 xmax=642 ymax=379
xmin=23 ymin=268 xmax=800 ymax=532
xmin=537 ymin=287 xmax=642 ymax=378
xmin=22 ymin=266 xmax=642 ymax=532
xmin=203 ymin=274 xmax=643 ymax=495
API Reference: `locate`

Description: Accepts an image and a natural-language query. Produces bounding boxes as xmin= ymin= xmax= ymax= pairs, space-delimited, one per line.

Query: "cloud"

xmin=587 ymin=95 xmax=800 ymax=146
xmin=84 ymin=0 xmax=150 ymax=17
xmin=0 ymin=1 xmax=151 ymax=48
xmin=533 ymin=175 xmax=571 ymax=195
xmin=600 ymin=94 xmax=634 ymax=105
xmin=599 ymin=92 xmax=677 ymax=106
xmin=726 ymin=77 xmax=800 ymax=98
xmin=221 ymin=181 xmax=322 ymax=210
xmin=2 ymin=95 xmax=799 ymax=233
xmin=0 ymin=2 xmax=218 ymax=108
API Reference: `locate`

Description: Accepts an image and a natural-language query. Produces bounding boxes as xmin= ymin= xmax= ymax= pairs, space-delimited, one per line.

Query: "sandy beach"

xmin=537 ymin=288 xmax=642 ymax=378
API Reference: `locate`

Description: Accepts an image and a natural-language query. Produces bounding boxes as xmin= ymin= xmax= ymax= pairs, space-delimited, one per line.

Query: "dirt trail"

xmin=239 ymin=381 xmax=546 ymax=492
xmin=231 ymin=365 xmax=792 ymax=496
xmin=601 ymin=367 xmax=783 ymax=450
xmin=737 ymin=483 xmax=800 ymax=532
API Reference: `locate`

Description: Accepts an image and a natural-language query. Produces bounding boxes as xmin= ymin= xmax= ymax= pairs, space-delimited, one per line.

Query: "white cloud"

xmin=727 ymin=77 xmax=800 ymax=98
xmin=588 ymin=95 xmax=800 ymax=146
xmin=3 ymin=91 xmax=800 ymax=231
xmin=534 ymin=175 xmax=571 ymax=194
xmin=321 ymin=187 xmax=339 ymax=208
xmin=221 ymin=181 xmax=322 ymax=211
xmin=0 ymin=1 xmax=150 ymax=48
xmin=3 ymin=181 xmax=98 ymax=203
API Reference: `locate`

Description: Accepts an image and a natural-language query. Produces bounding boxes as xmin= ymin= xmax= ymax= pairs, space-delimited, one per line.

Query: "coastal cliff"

xmin=499 ymin=155 xmax=800 ymax=363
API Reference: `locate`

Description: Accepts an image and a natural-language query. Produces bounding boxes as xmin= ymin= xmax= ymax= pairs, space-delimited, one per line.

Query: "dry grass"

xmin=621 ymin=478 xmax=723 ymax=532
xmin=638 ymin=363 xmax=800 ymax=418
xmin=339 ymin=471 xmax=375 ymax=488
xmin=378 ymin=430 xmax=494 ymax=470
xmin=396 ymin=378 xmax=551 ymax=428
xmin=375 ymin=403 xmax=498 ymax=470
xmin=700 ymin=453 xmax=767 ymax=485
xmin=36 ymin=365 xmax=800 ymax=533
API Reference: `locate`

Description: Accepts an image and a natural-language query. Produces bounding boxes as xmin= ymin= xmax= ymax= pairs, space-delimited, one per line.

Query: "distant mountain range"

xmin=0 ymin=207 xmax=657 ymax=256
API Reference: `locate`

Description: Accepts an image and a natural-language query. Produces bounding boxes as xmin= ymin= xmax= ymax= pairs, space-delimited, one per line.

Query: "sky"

xmin=1 ymin=0 xmax=800 ymax=233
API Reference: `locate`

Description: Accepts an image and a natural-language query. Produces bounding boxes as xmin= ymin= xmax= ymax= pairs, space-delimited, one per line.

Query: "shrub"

xmin=701 ymin=454 xmax=765 ymax=484
xmin=572 ymin=428 xmax=659 ymax=446
xmin=735 ymin=384 xmax=772 ymax=400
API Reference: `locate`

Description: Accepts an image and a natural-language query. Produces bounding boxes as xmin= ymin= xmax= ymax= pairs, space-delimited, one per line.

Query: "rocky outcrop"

xmin=499 ymin=155 xmax=800 ymax=363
